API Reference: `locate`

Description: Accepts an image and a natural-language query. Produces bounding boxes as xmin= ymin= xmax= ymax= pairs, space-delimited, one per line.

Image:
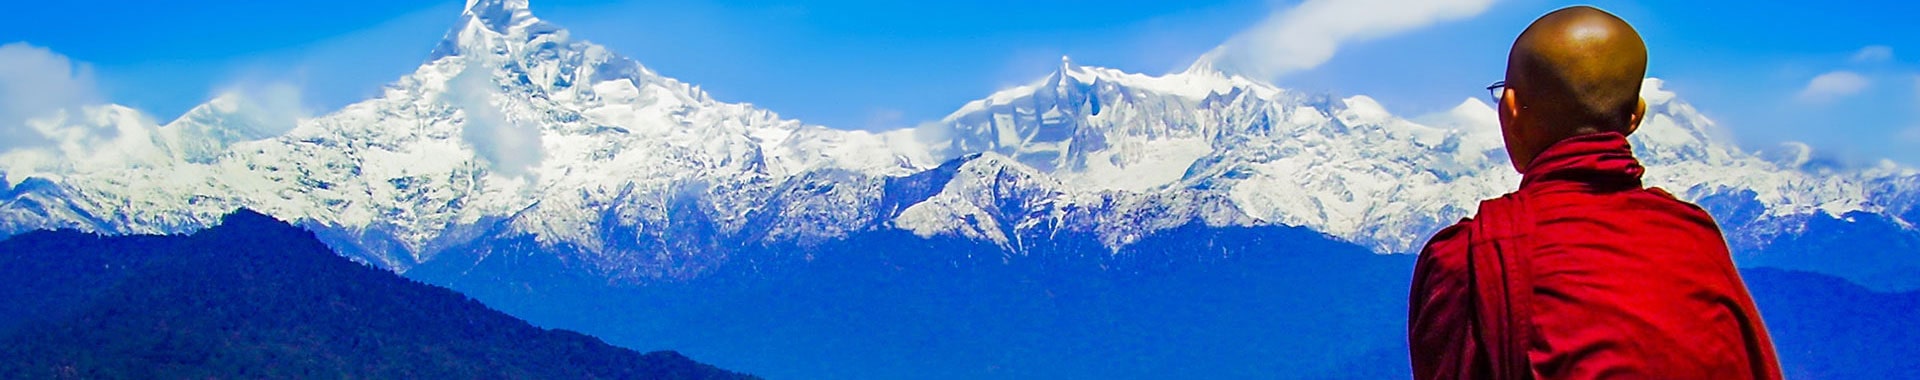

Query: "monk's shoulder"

xmin=1638 ymin=187 xmax=1720 ymax=225
xmin=1641 ymin=187 xmax=1691 ymax=207
xmin=1416 ymin=219 xmax=1474 ymax=266
xmin=1411 ymin=219 xmax=1476 ymax=311
xmin=1427 ymin=220 xmax=1471 ymax=245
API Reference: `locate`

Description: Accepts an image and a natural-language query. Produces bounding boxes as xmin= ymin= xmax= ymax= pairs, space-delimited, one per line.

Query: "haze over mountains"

xmin=0 ymin=0 xmax=1917 ymax=378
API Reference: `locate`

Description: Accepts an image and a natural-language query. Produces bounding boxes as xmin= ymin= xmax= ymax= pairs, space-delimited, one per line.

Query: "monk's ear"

xmin=1624 ymin=97 xmax=1646 ymax=136
xmin=1501 ymin=87 xmax=1523 ymax=124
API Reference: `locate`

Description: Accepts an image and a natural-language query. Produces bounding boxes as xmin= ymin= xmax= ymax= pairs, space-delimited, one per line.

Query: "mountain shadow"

xmin=0 ymin=209 xmax=756 ymax=380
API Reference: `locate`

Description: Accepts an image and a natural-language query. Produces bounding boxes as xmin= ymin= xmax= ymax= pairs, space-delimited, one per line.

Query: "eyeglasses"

xmin=1486 ymin=81 xmax=1507 ymax=102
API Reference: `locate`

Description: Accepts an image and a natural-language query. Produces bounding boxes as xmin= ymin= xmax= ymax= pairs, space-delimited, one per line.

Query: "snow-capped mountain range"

xmin=2 ymin=0 xmax=1915 ymax=282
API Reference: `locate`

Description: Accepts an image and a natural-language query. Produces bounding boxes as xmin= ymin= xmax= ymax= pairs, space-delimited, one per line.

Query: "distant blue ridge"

xmin=409 ymin=219 xmax=1916 ymax=379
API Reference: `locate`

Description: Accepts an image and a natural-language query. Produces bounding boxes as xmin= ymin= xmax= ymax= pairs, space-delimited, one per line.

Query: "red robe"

xmin=1408 ymin=132 xmax=1782 ymax=379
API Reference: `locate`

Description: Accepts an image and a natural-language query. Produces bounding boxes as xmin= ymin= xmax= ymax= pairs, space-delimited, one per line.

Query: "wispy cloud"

xmin=0 ymin=43 xmax=182 ymax=178
xmin=1796 ymin=70 xmax=1870 ymax=104
xmin=1851 ymin=45 xmax=1894 ymax=64
xmin=0 ymin=42 xmax=101 ymax=150
xmin=448 ymin=60 xmax=543 ymax=178
xmin=1193 ymin=0 xmax=1495 ymax=79
xmin=210 ymin=80 xmax=311 ymax=138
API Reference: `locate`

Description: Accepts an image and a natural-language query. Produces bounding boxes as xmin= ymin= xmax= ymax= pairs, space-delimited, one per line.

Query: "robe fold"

xmin=1409 ymin=132 xmax=1782 ymax=380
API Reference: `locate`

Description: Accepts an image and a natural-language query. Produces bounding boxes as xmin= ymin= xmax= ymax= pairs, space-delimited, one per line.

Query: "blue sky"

xmin=2 ymin=0 xmax=1917 ymax=166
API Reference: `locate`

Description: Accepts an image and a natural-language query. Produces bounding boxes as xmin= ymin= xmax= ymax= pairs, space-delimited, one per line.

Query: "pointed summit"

xmin=1048 ymin=55 xmax=1090 ymax=87
xmin=461 ymin=0 xmax=538 ymax=34
xmin=429 ymin=0 xmax=559 ymax=60
xmin=1047 ymin=55 xmax=1137 ymax=91
xmin=1183 ymin=54 xmax=1219 ymax=76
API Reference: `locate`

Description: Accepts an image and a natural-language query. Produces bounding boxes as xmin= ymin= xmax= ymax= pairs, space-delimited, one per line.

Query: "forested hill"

xmin=0 ymin=209 xmax=756 ymax=379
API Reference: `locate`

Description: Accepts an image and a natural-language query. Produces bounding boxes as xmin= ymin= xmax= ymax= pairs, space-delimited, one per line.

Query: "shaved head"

xmin=1498 ymin=6 xmax=1648 ymax=171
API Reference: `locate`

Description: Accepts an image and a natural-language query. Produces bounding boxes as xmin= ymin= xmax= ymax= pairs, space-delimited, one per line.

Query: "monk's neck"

xmin=1516 ymin=132 xmax=1646 ymax=192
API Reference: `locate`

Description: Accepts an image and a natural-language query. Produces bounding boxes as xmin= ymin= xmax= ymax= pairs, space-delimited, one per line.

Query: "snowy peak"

xmin=1182 ymin=53 xmax=1224 ymax=77
xmin=155 ymin=95 xmax=280 ymax=164
xmin=2 ymin=0 xmax=1917 ymax=285
xmin=1623 ymin=79 xmax=1791 ymax=183
xmin=925 ymin=58 xmax=1285 ymax=193
xmin=956 ymin=55 xmax=1263 ymax=117
xmin=462 ymin=0 xmax=539 ymax=34
xmin=430 ymin=0 xmax=558 ymax=60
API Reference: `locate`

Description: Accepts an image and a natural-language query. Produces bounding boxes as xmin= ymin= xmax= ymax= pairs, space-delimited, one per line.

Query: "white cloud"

xmin=448 ymin=60 xmax=543 ymax=178
xmin=1851 ymin=45 xmax=1894 ymax=63
xmin=0 ymin=43 xmax=102 ymax=150
xmin=0 ymin=43 xmax=185 ymax=181
xmin=1193 ymin=0 xmax=1495 ymax=79
xmin=1796 ymin=70 xmax=1870 ymax=103
xmin=210 ymin=80 xmax=311 ymax=138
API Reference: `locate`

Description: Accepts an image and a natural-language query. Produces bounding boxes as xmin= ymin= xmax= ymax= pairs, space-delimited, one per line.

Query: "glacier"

xmin=1 ymin=0 xmax=1916 ymax=288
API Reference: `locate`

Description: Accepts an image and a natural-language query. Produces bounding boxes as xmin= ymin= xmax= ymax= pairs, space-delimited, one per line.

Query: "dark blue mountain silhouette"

xmin=0 ymin=209 xmax=756 ymax=379
xmin=3 ymin=207 xmax=1905 ymax=379
xmin=1743 ymin=268 xmax=1920 ymax=379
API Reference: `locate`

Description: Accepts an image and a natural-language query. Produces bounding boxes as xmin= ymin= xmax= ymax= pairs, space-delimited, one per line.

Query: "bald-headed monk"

xmin=1407 ymin=6 xmax=1783 ymax=380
